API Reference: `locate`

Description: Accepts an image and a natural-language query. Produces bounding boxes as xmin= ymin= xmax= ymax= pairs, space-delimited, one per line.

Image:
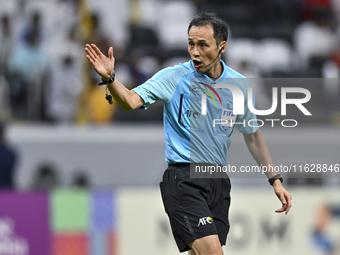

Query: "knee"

xmin=191 ymin=242 xmax=223 ymax=255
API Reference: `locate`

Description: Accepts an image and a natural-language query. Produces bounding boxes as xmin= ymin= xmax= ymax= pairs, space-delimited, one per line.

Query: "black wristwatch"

xmin=98 ymin=71 xmax=115 ymax=86
xmin=268 ymin=174 xmax=283 ymax=186
xmin=97 ymin=70 xmax=115 ymax=105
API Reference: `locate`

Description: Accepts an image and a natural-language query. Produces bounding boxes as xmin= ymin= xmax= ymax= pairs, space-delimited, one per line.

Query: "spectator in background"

xmin=0 ymin=122 xmax=17 ymax=189
xmin=113 ymin=48 xmax=163 ymax=122
xmin=31 ymin=163 xmax=60 ymax=190
xmin=47 ymin=25 xmax=84 ymax=124
xmin=0 ymin=14 xmax=14 ymax=80
xmin=311 ymin=203 xmax=340 ymax=255
xmin=20 ymin=11 xmax=44 ymax=46
xmin=8 ymin=12 xmax=50 ymax=121
xmin=72 ymin=171 xmax=90 ymax=188
xmin=47 ymin=54 xmax=82 ymax=124
xmin=45 ymin=0 xmax=82 ymax=78
xmin=85 ymin=75 xmax=118 ymax=124
xmin=0 ymin=76 xmax=11 ymax=120
xmin=48 ymin=0 xmax=79 ymax=50
xmin=294 ymin=10 xmax=338 ymax=70
xmin=0 ymin=15 xmax=15 ymax=120
xmin=79 ymin=13 xmax=119 ymax=124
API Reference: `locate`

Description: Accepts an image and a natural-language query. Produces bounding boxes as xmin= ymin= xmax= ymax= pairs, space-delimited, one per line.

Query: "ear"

xmin=219 ymin=41 xmax=227 ymax=54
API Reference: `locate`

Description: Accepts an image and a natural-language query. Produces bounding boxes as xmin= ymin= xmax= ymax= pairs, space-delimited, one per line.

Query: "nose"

xmin=192 ymin=46 xmax=200 ymax=57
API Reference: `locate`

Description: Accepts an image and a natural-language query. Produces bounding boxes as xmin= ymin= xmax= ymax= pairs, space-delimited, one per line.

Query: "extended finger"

xmin=85 ymin=47 xmax=96 ymax=61
xmin=285 ymin=194 xmax=292 ymax=215
xmin=280 ymin=193 xmax=287 ymax=206
xmin=275 ymin=198 xmax=291 ymax=214
xmin=86 ymin=44 xmax=98 ymax=58
xmin=275 ymin=205 xmax=285 ymax=213
xmin=108 ymin=47 xmax=113 ymax=60
xmin=275 ymin=194 xmax=287 ymax=213
xmin=91 ymin=43 xmax=103 ymax=56
xmin=86 ymin=55 xmax=95 ymax=65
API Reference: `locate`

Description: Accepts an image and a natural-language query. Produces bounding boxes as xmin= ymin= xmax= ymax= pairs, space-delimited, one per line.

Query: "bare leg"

xmin=188 ymin=249 xmax=196 ymax=255
xmin=189 ymin=235 xmax=223 ymax=255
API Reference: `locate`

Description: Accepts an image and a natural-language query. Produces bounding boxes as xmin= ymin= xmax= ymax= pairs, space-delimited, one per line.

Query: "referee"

xmin=85 ymin=12 xmax=292 ymax=255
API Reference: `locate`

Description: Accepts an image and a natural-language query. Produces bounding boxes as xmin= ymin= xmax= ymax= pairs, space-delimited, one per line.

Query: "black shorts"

xmin=160 ymin=164 xmax=231 ymax=252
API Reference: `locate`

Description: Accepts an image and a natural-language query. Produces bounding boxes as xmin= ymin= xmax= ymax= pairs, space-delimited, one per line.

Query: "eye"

xmin=189 ymin=42 xmax=194 ymax=47
xmin=201 ymin=44 xmax=206 ymax=48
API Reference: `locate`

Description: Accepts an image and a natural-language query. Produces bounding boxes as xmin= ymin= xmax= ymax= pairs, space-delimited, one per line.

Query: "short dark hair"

xmin=188 ymin=12 xmax=228 ymax=47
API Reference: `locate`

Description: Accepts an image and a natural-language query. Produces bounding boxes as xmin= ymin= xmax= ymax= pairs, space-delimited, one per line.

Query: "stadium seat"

xmin=225 ymin=38 xmax=257 ymax=68
xmin=254 ymin=38 xmax=293 ymax=73
xmin=156 ymin=1 xmax=197 ymax=49
xmin=293 ymin=21 xmax=337 ymax=68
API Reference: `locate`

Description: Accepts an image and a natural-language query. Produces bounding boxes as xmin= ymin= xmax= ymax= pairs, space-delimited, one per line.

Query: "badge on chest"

xmin=221 ymin=109 xmax=236 ymax=131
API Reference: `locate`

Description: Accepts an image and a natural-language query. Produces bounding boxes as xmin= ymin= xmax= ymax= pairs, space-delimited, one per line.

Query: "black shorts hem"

xmin=179 ymin=231 xmax=220 ymax=253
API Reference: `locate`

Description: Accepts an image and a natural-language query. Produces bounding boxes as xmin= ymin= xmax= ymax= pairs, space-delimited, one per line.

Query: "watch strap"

xmin=98 ymin=71 xmax=115 ymax=86
xmin=268 ymin=174 xmax=283 ymax=186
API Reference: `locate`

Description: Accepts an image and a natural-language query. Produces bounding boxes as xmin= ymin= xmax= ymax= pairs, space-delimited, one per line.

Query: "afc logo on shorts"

xmin=198 ymin=216 xmax=213 ymax=226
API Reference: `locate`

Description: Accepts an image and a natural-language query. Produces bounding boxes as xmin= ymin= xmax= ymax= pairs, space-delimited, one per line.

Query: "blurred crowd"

xmin=0 ymin=121 xmax=90 ymax=190
xmin=0 ymin=0 xmax=340 ymax=125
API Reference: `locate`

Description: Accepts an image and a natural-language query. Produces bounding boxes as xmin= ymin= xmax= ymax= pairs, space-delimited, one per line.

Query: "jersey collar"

xmin=191 ymin=60 xmax=227 ymax=83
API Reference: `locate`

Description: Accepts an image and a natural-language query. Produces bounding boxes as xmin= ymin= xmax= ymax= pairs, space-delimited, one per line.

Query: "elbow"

xmin=121 ymin=104 xmax=133 ymax=111
xmin=120 ymin=92 xmax=144 ymax=111
xmin=243 ymin=130 xmax=259 ymax=144
xmin=244 ymin=135 xmax=255 ymax=143
xmin=121 ymin=101 xmax=137 ymax=111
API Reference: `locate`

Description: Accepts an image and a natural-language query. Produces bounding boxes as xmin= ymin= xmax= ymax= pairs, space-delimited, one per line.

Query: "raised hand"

xmin=85 ymin=44 xmax=115 ymax=80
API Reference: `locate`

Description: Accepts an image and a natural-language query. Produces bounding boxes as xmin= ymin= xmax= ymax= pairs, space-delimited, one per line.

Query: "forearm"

xmin=107 ymin=79 xmax=143 ymax=111
xmin=244 ymin=131 xmax=291 ymax=214
xmin=85 ymin=44 xmax=143 ymax=110
xmin=243 ymin=130 xmax=277 ymax=179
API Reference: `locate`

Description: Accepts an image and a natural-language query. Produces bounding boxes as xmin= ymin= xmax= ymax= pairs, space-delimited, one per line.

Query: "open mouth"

xmin=193 ymin=60 xmax=201 ymax=68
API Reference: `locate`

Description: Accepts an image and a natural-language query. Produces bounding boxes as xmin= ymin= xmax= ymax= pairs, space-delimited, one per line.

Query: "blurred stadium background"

xmin=0 ymin=0 xmax=340 ymax=254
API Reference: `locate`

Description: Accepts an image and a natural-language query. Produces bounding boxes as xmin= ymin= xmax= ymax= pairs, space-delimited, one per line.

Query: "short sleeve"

xmin=132 ymin=67 xmax=179 ymax=110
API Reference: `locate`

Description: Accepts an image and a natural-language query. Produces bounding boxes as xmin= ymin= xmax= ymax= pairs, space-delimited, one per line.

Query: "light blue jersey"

xmin=133 ymin=60 xmax=258 ymax=165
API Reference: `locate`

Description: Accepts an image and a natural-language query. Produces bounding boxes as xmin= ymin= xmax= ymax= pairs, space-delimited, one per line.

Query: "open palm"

xmin=85 ymin=43 xmax=115 ymax=79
